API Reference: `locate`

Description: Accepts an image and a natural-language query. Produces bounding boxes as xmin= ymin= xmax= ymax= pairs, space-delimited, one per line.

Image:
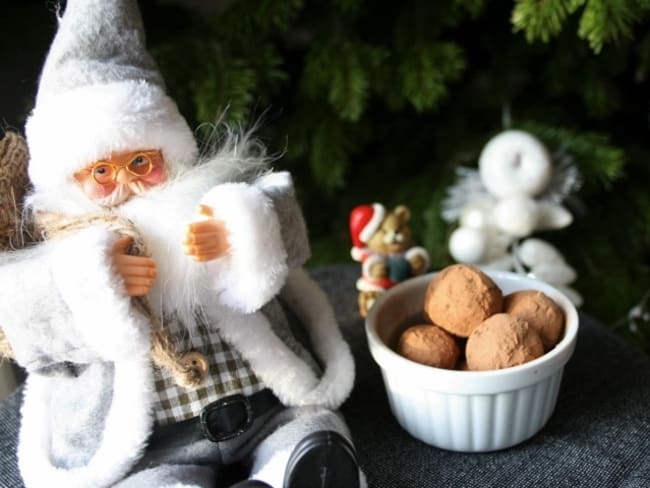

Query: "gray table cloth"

xmin=2 ymin=264 xmax=650 ymax=487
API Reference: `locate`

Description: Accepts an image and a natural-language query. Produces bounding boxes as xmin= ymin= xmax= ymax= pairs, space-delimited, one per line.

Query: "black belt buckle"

xmin=200 ymin=393 xmax=254 ymax=442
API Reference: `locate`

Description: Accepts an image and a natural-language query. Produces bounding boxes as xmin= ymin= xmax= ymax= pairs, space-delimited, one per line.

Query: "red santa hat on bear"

xmin=349 ymin=203 xmax=386 ymax=261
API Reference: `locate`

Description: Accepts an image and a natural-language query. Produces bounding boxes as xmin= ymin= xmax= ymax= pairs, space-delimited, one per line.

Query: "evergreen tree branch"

xmin=578 ymin=0 xmax=637 ymax=53
xmin=512 ymin=0 xmax=650 ymax=53
xmin=398 ymin=43 xmax=466 ymax=112
xmin=512 ymin=0 xmax=584 ymax=43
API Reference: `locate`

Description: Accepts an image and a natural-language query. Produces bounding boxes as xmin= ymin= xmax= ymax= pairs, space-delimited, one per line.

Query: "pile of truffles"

xmin=397 ymin=264 xmax=565 ymax=371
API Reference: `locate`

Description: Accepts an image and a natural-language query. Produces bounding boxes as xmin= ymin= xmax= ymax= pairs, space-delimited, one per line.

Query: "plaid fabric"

xmin=152 ymin=313 xmax=264 ymax=425
xmin=152 ymin=300 xmax=320 ymax=425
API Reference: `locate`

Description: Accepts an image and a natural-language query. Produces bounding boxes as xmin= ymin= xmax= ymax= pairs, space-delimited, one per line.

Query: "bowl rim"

xmin=365 ymin=269 xmax=579 ymax=394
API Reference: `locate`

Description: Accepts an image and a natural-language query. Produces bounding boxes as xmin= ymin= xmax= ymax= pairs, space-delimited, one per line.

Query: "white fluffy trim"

xmin=17 ymin=355 xmax=154 ymax=488
xmin=217 ymin=269 xmax=354 ymax=409
xmin=201 ymin=182 xmax=288 ymax=313
xmin=350 ymin=246 xmax=369 ymax=262
xmin=356 ymin=277 xmax=386 ymax=293
xmin=405 ymin=246 xmax=431 ymax=270
xmin=50 ymin=226 xmax=151 ymax=360
xmin=26 ymin=80 xmax=198 ymax=191
xmin=361 ymin=253 xmax=384 ymax=278
xmin=359 ymin=203 xmax=385 ymax=243
xmin=277 ymin=269 xmax=355 ymax=407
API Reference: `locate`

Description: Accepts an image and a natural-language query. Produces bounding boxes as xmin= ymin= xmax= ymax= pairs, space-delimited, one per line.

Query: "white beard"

xmin=25 ymin=130 xmax=271 ymax=330
xmin=114 ymin=164 xmax=229 ymax=330
xmin=93 ymin=179 xmax=151 ymax=207
xmin=27 ymin=159 xmax=263 ymax=332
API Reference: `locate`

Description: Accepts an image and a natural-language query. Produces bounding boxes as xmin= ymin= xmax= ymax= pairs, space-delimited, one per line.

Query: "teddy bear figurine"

xmin=349 ymin=203 xmax=430 ymax=317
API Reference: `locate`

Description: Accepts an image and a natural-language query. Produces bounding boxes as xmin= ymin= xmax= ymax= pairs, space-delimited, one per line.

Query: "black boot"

xmin=230 ymin=480 xmax=273 ymax=488
xmin=284 ymin=430 xmax=360 ymax=488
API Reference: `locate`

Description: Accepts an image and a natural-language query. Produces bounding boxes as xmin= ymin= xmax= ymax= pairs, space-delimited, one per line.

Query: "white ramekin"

xmin=365 ymin=270 xmax=579 ymax=452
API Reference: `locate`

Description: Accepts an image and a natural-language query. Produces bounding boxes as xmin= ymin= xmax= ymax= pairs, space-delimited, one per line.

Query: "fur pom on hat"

xmin=25 ymin=0 xmax=198 ymax=193
xmin=349 ymin=203 xmax=385 ymax=260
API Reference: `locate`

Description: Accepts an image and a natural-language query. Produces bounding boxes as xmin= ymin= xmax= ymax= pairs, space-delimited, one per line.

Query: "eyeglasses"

xmin=88 ymin=151 xmax=159 ymax=185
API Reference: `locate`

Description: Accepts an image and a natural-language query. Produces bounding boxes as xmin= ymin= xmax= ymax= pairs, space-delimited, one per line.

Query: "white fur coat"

xmin=0 ymin=171 xmax=354 ymax=488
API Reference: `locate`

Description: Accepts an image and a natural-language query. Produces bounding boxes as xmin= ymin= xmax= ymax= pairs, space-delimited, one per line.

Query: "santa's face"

xmin=73 ymin=149 xmax=167 ymax=206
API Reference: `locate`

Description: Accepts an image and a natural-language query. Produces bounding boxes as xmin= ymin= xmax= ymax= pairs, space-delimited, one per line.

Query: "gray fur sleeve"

xmin=254 ymin=171 xmax=311 ymax=269
xmin=0 ymin=245 xmax=91 ymax=371
xmin=0 ymin=226 xmax=151 ymax=371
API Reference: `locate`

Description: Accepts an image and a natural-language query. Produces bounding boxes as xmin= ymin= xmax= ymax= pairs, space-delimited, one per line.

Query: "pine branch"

xmin=512 ymin=0 xmax=584 ymax=43
xmin=254 ymin=0 xmax=304 ymax=30
xmin=512 ymin=0 xmax=650 ymax=53
xmin=333 ymin=0 xmax=363 ymax=14
xmin=398 ymin=43 xmax=466 ymax=112
xmin=327 ymin=44 xmax=372 ymax=122
xmin=309 ymin=115 xmax=353 ymax=190
xmin=193 ymin=54 xmax=257 ymax=125
xmin=302 ymin=41 xmax=387 ymax=122
xmin=578 ymin=0 xmax=637 ymax=53
xmin=453 ymin=0 xmax=486 ymax=17
xmin=212 ymin=0 xmax=304 ymax=38
xmin=284 ymin=101 xmax=363 ymax=193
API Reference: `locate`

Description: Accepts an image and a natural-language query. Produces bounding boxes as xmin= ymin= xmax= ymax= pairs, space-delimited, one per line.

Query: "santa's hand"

xmin=111 ymin=236 xmax=157 ymax=297
xmin=183 ymin=204 xmax=230 ymax=262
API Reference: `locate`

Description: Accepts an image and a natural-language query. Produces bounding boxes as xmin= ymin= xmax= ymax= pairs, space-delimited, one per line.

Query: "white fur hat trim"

xmin=26 ymin=81 xmax=198 ymax=191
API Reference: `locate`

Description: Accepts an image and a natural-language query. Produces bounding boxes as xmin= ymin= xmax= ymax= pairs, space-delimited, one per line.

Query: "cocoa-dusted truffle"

xmin=466 ymin=313 xmax=544 ymax=371
xmin=397 ymin=324 xmax=460 ymax=369
xmin=504 ymin=290 xmax=564 ymax=351
xmin=424 ymin=264 xmax=503 ymax=338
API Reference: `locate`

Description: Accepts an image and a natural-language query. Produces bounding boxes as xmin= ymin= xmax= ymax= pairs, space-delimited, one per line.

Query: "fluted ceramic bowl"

xmin=365 ymin=270 xmax=579 ymax=452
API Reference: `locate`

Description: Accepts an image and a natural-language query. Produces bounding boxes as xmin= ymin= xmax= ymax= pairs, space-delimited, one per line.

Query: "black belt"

xmin=150 ymin=389 xmax=282 ymax=447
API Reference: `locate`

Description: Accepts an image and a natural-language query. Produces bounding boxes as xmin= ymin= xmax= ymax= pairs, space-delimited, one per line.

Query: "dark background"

xmin=2 ymin=0 xmax=650 ymax=352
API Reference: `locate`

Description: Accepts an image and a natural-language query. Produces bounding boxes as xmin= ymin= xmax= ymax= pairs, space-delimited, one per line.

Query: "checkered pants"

xmin=152 ymin=300 xmax=318 ymax=425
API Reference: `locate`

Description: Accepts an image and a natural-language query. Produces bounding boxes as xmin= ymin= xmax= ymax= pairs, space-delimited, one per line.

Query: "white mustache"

xmin=96 ymin=180 xmax=150 ymax=207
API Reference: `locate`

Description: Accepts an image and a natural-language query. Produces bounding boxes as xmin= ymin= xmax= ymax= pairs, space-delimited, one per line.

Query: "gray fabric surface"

xmin=0 ymin=384 xmax=22 ymax=488
xmin=2 ymin=264 xmax=650 ymax=487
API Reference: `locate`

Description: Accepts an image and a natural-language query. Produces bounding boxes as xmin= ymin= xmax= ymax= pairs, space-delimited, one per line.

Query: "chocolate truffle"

xmin=466 ymin=313 xmax=544 ymax=371
xmin=424 ymin=264 xmax=503 ymax=338
xmin=397 ymin=324 xmax=460 ymax=369
xmin=504 ymin=290 xmax=564 ymax=351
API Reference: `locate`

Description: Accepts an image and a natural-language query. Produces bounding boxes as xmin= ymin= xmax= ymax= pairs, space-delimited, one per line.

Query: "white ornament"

xmin=515 ymin=238 xmax=582 ymax=305
xmin=459 ymin=198 xmax=495 ymax=229
xmin=478 ymin=130 xmax=552 ymax=198
xmin=480 ymin=254 xmax=516 ymax=271
xmin=536 ymin=201 xmax=573 ymax=230
xmin=517 ymin=238 xmax=564 ymax=267
xmin=449 ymin=227 xmax=488 ymax=264
xmin=441 ymin=129 xmax=583 ymax=307
xmin=493 ymin=194 xmax=540 ymax=237
xmin=484 ymin=230 xmax=512 ymax=260
xmin=529 ymin=262 xmax=577 ymax=285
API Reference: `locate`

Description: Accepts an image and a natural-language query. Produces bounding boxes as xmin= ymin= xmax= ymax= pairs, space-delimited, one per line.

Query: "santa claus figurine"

xmin=0 ymin=1 xmax=362 ymax=487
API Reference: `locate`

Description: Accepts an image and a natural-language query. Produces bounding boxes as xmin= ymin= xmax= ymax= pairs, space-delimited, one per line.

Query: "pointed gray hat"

xmin=26 ymin=0 xmax=198 ymax=192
